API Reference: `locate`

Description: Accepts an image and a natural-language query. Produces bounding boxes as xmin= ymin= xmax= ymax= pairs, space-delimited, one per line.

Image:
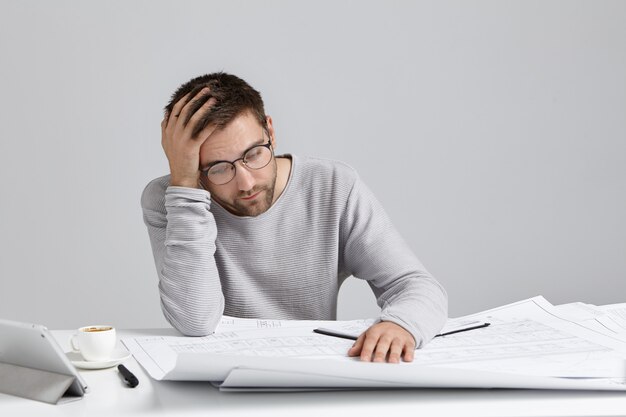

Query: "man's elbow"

xmin=176 ymin=323 xmax=216 ymax=337
xmin=161 ymin=299 xmax=224 ymax=337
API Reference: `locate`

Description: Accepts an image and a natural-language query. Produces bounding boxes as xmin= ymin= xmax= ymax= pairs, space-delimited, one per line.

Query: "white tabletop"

xmin=1 ymin=329 xmax=626 ymax=417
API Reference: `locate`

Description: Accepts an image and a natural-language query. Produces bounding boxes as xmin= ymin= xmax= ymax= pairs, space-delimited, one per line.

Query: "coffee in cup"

xmin=70 ymin=325 xmax=116 ymax=361
xmin=83 ymin=326 xmax=113 ymax=333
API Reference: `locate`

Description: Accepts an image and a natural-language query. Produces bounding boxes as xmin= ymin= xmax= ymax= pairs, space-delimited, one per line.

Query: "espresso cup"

xmin=70 ymin=325 xmax=116 ymax=361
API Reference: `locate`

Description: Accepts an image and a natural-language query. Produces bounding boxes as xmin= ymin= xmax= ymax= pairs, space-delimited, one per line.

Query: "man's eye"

xmin=246 ymin=147 xmax=263 ymax=161
xmin=209 ymin=164 xmax=231 ymax=176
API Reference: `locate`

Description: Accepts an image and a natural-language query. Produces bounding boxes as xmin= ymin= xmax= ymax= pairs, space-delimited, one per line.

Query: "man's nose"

xmin=234 ymin=161 xmax=255 ymax=191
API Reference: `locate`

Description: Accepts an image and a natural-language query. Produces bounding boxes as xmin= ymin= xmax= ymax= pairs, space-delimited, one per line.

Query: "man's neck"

xmin=272 ymin=156 xmax=292 ymax=204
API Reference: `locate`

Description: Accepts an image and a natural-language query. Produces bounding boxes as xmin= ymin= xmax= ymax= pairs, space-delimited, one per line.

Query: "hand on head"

xmin=161 ymin=87 xmax=217 ymax=188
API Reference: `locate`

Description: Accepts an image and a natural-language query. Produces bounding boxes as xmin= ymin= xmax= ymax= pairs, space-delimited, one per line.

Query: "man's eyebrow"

xmin=201 ymin=137 xmax=266 ymax=171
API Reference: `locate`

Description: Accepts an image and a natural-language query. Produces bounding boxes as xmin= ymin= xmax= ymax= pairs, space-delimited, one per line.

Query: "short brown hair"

xmin=164 ymin=72 xmax=267 ymax=139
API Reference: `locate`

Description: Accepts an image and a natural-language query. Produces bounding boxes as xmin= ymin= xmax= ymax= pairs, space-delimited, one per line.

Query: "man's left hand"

xmin=348 ymin=321 xmax=416 ymax=363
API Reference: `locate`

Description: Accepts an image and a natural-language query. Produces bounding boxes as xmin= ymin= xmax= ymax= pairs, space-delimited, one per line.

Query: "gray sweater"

xmin=141 ymin=155 xmax=447 ymax=347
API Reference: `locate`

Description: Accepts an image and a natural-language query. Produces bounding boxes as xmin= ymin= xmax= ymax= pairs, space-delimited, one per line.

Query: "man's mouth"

xmin=240 ymin=191 xmax=261 ymax=201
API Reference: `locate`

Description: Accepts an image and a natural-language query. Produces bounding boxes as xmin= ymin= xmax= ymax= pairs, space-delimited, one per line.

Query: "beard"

xmin=209 ymin=159 xmax=278 ymax=217
xmin=232 ymin=183 xmax=276 ymax=217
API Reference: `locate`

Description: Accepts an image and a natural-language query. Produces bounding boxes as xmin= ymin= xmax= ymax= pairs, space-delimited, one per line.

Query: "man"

xmin=142 ymin=72 xmax=447 ymax=363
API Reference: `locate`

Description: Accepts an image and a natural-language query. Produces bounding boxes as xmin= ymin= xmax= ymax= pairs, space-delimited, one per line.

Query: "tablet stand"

xmin=0 ymin=362 xmax=82 ymax=404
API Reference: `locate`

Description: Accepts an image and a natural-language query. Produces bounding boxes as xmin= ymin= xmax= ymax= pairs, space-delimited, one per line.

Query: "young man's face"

xmin=198 ymin=111 xmax=277 ymax=217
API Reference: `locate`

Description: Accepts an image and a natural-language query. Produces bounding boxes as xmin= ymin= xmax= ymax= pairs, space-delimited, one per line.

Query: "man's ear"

xmin=266 ymin=115 xmax=276 ymax=148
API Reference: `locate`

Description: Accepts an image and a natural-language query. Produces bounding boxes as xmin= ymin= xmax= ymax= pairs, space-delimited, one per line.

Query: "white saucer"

xmin=66 ymin=348 xmax=132 ymax=370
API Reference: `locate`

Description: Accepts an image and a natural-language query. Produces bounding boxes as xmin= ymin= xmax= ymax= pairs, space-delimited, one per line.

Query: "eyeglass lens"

xmin=206 ymin=144 xmax=272 ymax=185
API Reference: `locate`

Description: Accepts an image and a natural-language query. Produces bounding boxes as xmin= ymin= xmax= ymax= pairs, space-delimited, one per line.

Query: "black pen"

xmin=313 ymin=328 xmax=358 ymax=341
xmin=435 ymin=322 xmax=490 ymax=337
xmin=118 ymin=364 xmax=139 ymax=388
xmin=313 ymin=322 xmax=491 ymax=341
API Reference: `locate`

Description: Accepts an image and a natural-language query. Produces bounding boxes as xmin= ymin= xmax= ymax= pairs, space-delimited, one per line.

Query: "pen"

xmin=118 ymin=364 xmax=139 ymax=388
xmin=313 ymin=322 xmax=491 ymax=341
xmin=313 ymin=328 xmax=358 ymax=341
xmin=435 ymin=322 xmax=490 ymax=337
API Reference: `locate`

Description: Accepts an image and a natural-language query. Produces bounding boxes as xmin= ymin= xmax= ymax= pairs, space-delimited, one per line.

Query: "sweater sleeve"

xmin=340 ymin=175 xmax=448 ymax=348
xmin=140 ymin=178 xmax=224 ymax=336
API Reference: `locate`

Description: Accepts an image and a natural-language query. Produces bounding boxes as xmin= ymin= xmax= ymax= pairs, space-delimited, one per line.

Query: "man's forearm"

xmin=146 ymin=185 xmax=224 ymax=336
xmin=377 ymin=274 xmax=448 ymax=348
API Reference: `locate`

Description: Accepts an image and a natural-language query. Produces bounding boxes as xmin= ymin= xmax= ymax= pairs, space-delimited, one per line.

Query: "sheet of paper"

xmin=597 ymin=303 xmax=626 ymax=333
xmin=122 ymin=296 xmax=626 ymax=388
xmin=218 ymin=364 xmax=626 ymax=392
xmin=553 ymin=302 xmax=605 ymax=321
xmin=123 ymin=334 xmax=626 ymax=391
xmin=423 ymin=318 xmax=626 ymax=377
xmin=456 ymin=296 xmax=626 ymax=349
xmin=122 ymin=327 xmax=354 ymax=380
xmin=419 ymin=297 xmax=626 ymax=378
xmin=215 ymin=316 xmax=376 ymax=333
xmin=550 ymin=301 xmax=626 ymax=339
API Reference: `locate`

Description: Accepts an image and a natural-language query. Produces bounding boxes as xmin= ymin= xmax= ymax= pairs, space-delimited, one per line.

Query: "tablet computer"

xmin=0 ymin=319 xmax=88 ymax=401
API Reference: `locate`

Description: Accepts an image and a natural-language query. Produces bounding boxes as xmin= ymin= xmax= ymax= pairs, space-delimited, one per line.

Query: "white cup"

xmin=70 ymin=325 xmax=116 ymax=361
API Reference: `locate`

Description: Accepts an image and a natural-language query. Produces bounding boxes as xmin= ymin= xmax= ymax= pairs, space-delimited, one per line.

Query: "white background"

xmin=0 ymin=1 xmax=624 ymax=330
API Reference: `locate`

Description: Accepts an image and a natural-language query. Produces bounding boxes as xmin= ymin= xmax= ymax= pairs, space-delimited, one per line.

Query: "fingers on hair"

xmin=163 ymin=82 xmax=212 ymax=120
xmin=163 ymin=73 xmax=267 ymax=138
xmin=183 ymin=87 xmax=215 ymax=130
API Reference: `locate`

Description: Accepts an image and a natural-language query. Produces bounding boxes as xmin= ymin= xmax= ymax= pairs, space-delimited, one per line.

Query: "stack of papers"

xmin=122 ymin=296 xmax=626 ymax=391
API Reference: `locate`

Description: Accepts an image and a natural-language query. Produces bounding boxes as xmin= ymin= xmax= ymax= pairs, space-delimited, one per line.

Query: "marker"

xmin=118 ymin=364 xmax=139 ymax=388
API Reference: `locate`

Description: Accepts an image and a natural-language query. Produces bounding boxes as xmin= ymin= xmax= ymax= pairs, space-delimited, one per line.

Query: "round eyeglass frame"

xmin=201 ymin=138 xmax=274 ymax=186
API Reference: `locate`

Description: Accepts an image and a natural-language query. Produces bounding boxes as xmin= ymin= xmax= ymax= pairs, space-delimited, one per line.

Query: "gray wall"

xmin=1 ymin=1 xmax=624 ymax=330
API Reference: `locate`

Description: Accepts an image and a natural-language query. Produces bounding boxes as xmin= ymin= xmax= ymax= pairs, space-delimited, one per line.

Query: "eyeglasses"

xmin=201 ymin=132 xmax=274 ymax=185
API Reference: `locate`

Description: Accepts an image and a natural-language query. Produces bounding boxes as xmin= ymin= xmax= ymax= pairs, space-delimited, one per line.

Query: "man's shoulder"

xmin=140 ymin=174 xmax=171 ymax=210
xmin=296 ymin=155 xmax=359 ymax=185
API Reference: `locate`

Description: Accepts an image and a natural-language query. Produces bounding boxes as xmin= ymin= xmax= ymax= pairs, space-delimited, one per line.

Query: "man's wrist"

xmin=169 ymin=176 xmax=200 ymax=188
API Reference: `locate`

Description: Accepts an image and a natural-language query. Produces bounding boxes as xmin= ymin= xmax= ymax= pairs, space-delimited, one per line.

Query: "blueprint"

xmin=121 ymin=296 xmax=626 ymax=390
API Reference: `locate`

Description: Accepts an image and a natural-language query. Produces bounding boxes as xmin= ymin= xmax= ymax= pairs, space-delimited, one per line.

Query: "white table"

xmin=1 ymin=329 xmax=626 ymax=417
